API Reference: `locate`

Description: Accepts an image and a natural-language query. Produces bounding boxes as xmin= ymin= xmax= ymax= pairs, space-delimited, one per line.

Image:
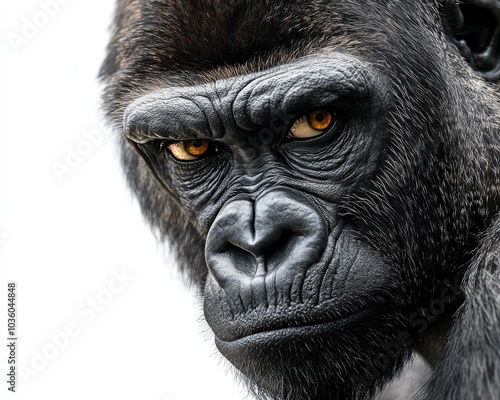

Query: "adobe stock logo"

xmin=51 ymin=128 xmax=106 ymax=183
xmin=351 ymin=277 xmax=462 ymax=386
xmin=8 ymin=0 xmax=72 ymax=54
xmin=18 ymin=268 xmax=135 ymax=386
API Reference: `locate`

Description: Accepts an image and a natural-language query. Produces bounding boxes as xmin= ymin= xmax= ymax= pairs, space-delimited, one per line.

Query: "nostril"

xmin=264 ymin=229 xmax=299 ymax=272
xmin=222 ymin=229 xmax=299 ymax=277
xmin=223 ymin=242 xmax=258 ymax=277
xmin=264 ymin=229 xmax=295 ymax=256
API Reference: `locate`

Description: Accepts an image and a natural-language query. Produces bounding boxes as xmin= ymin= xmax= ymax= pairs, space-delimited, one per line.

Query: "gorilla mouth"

xmin=204 ymin=223 xmax=395 ymax=346
xmin=213 ymin=307 xmax=382 ymax=378
xmin=204 ymin=228 xmax=394 ymax=346
xmin=213 ymin=306 xmax=375 ymax=345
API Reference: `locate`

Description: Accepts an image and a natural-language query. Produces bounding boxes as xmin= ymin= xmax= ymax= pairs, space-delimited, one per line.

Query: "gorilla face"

xmin=124 ymin=55 xmax=397 ymax=396
xmin=101 ymin=0 xmax=500 ymax=399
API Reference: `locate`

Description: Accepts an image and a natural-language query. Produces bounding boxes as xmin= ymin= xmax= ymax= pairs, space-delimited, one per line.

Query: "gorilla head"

xmin=100 ymin=0 xmax=500 ymax=399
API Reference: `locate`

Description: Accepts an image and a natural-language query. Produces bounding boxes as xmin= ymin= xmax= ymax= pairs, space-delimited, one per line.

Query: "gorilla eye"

xmin=289 ymin=109 xmax=337 ymax=139
xmin=167 ymin=139 xmax=211 ymax=161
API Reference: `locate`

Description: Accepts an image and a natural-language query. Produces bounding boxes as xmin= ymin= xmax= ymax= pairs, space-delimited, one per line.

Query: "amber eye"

xmin=308 ymin=110 xmax=332 ymax=130
xmin=289 ymin=109 xmax=336 ymax=139
xmin=167 ymin=139 xmax=210 ymax=161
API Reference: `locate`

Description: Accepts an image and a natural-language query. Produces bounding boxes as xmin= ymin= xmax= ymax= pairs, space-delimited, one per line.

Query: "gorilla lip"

xmin=214 ymin=306 xmax=374 ymax=345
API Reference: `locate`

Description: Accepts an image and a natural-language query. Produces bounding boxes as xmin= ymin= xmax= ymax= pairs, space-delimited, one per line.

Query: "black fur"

xmin=100 ymin=1 xmax=500 ymax=399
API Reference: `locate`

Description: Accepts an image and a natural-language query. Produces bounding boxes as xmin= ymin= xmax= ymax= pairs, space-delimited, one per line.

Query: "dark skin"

xmin=100 ymin=0 xmax=500 ymax=399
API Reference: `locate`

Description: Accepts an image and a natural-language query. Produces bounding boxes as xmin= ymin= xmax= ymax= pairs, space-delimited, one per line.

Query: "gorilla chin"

xmin=214 ymin=309 xmax=408 ymax=400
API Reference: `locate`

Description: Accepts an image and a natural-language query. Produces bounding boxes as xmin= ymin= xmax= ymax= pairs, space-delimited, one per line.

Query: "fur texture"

xmin=100 ymin=1 xmax=500 ymax=399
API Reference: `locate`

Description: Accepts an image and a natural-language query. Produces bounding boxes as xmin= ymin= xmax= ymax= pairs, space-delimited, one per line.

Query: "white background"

xmin=0 ymin=1 xmax=244 ymax=399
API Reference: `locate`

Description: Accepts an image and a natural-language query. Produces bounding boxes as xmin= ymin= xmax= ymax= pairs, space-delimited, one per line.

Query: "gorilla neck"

xmin=416 ymin=310 xmax=457 ymax=367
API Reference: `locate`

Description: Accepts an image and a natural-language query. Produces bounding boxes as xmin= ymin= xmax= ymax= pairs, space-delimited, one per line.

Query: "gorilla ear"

xmin=446 ymin=0 xmax=500 ymax=82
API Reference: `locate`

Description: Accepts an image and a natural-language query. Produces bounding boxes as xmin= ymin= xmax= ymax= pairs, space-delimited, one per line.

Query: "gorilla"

xmin=100 ymin=0 xmax=500 ymax=399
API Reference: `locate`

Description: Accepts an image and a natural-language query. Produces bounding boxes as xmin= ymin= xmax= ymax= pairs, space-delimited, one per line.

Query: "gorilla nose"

xmin=205 ymin=187 xmax=328 ymax=291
